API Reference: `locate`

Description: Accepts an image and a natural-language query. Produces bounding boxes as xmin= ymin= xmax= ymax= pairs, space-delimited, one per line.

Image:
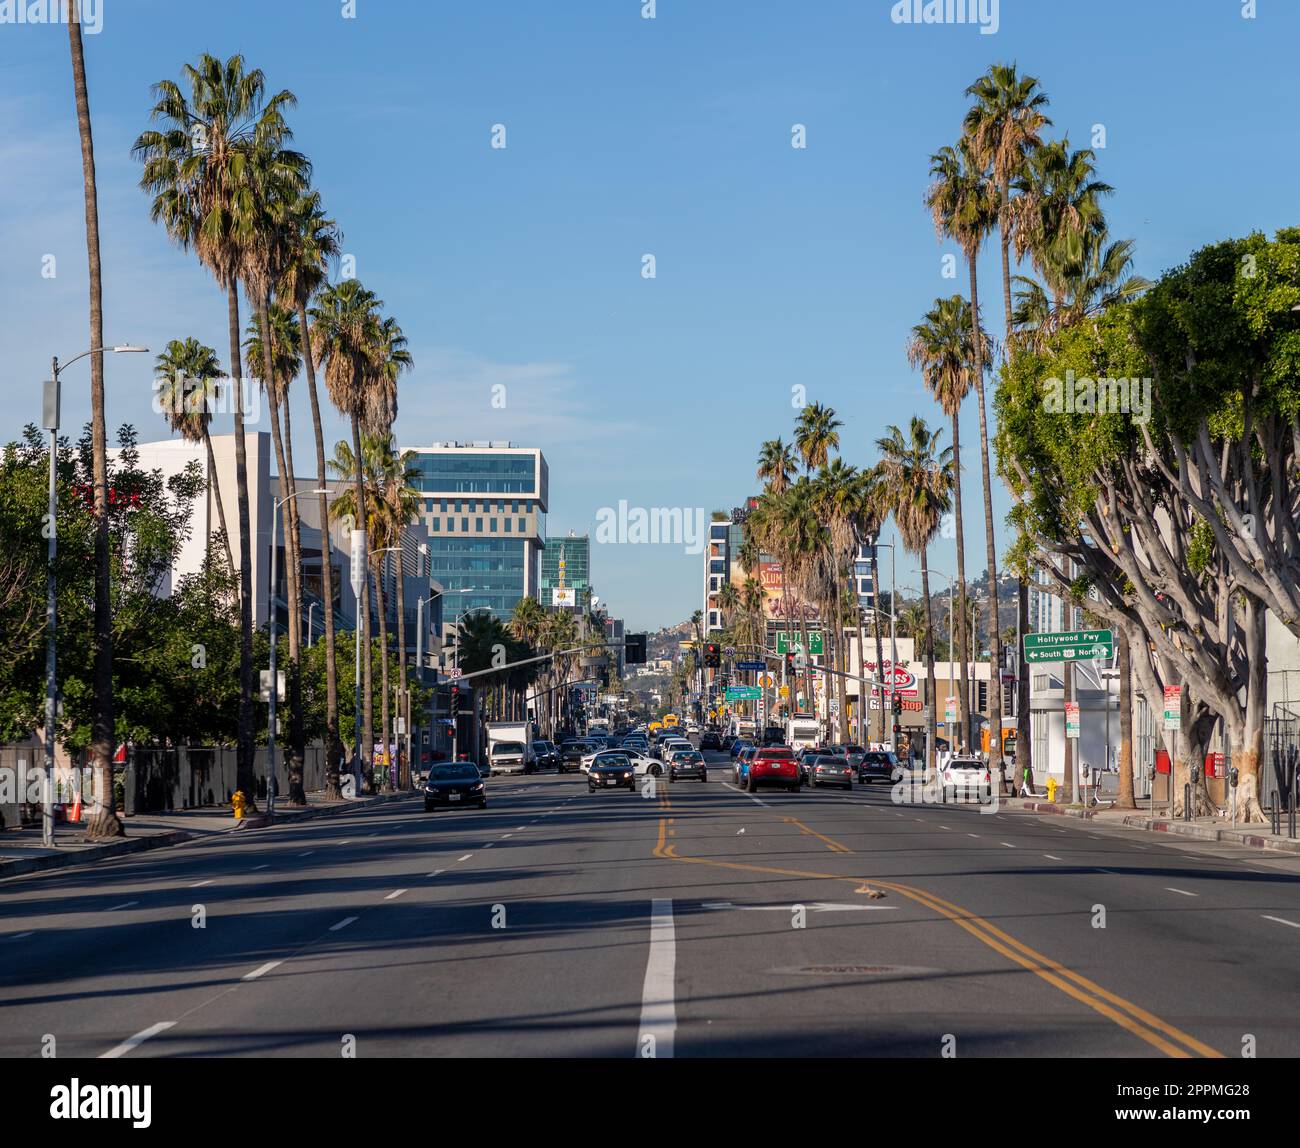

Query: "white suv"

xmin=940 ymin=755 xmax=992 ymax=803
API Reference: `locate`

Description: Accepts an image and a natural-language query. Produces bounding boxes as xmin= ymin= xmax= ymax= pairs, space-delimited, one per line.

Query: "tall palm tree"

xmin=279 ymin=190 xmax=344 ymax=796
xmin=907 ymin=295 xmax=992 ymax=750
xmin=756 ymin=438 xmax=797 ymax=494
xmin=311 ymin=279 xmax=385 ymax=772
xmin=153 ymin=338 xmax=235 ymax=575
xmin=68 ymin=3 xmax=120 ymax=837
xmin=875 ymin=418 xmax=953 ymax=772
xmin=926 ymin=139 xmax=1004 ymax=775
xmin=716 ymin=582 xmax=740 ymax=627
xmin=134 ymin=52 xmax=298 ymax=803
xmin=814 ymin=458 xmax=860 ymax=741
xmin=852 ymin=468 xmax=889 ymax=745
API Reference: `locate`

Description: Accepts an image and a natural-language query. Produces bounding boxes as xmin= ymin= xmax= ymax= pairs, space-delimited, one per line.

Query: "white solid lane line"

xmin=1166 ymin=887 xmax=1198 ymax=897
xmin=100 ymin=1021 xmax=176 ymax=1060
xmin=243 ymin=961 xmax=282 ymax=981
xmin=385 ymin=889 xmax=407 ymax=900
xmin=637 ymin=898 xmax=676 ymax=1059
xmin=329 ymin=916 xmax=358 ymax=932
xmin=1262 ymin=915 xmax=1300 ymax=928
xmin=106 ymin=901 xmax=138 ymax=911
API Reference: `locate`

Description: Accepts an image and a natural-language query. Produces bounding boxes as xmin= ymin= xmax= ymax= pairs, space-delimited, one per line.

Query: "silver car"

xmin=807 ymin=754 xmax=854 ymax=791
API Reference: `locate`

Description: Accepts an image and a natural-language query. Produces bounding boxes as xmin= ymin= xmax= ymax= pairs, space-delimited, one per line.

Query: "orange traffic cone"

xmin=69 ymin=791 xmax=82 ymax=822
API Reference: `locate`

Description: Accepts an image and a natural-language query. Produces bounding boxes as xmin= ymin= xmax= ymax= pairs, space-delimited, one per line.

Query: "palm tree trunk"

xmin=920 ymin=548 xmax=937 ymax=774
xmin=1017 ymin=577 xmax=1032 ymax=790
xmin=968 ymin=255 xmax=1005 ymax=786
xmin=277 ymin=354 xmax=308 ymax=802
xmin=999 ymin=180 xmax=1013 ymax=348
xmin=835 ymin=591 xmax=849 ymax=742
xmin=394 ymin=545 xmax=409 ymax=788
xmin=228 ymin=283 xmax=257 ymax=805
xmin=68 ymin=7 xmax=121 ymax=838
xmin=259 ymin=301 xmax=304 ymax=804
xmin=203 ymin=427 xmax=236 ymax=576
xmin=1115 ymin=628 xmax=1136 ymax=809
xmin=351 ymin=415 xmax=372 ymax=778
xmin=300 ymin=302 xmax=341 ymax=798
xmin=951 ymin=410 xmax=971 ymax=752
xmin=374 ymin=558 xmax=391 ymax=790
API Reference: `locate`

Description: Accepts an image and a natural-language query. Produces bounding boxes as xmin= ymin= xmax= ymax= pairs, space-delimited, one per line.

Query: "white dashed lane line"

xmin=385 ymin=889 xmax=407 ymax=901
xmin=243 ymin=961 xmax=282 ymax=981
xmin=189 ymin=880 xmax=213 ymax=888
xmin=250 ymin=864 xmax=269 ymax=871
xmin=1166 ymin=887 xmax=1198 ymax=897
xmin=106 ymin=901 xmax=138 ymax=912
xmin=100 ymin=1022 xmax=176 ymax=1060
xmin=329 ymin=917 xmax=357 ymax=932
xmin=298 ymin=851 xmax=314 ymax=857
xmin=1000 ymin=842 xmax=1016 ymax=849
xmin=457 ymin=854 xmax=473 ymax=862
xmin=1262 ymin=915 xmax=1300 ymax=929
xmin=6 ymin=931 xmax=34 ymax=941
xmin=1044 ymin=854 xmax=1063 ymax=861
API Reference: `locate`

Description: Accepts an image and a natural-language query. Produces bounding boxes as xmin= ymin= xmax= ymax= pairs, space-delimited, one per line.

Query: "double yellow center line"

xmin=651 ymin=796 xmax=1221 ymax=1058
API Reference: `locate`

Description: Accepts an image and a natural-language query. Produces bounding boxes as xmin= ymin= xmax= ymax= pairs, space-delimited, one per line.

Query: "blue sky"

xmin=2 ymin=0 xmax=1296 ymax=630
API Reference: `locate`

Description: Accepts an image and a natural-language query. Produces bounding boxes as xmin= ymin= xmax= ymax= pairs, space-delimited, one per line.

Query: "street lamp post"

xmin=873 ymin=541 xmax=899 ymax=750
xmin=918 ymin=568 xmax=958 ymax=755
xmin=41 ymin=344 xmax=147 ymax=847
xmin=413 ymin=586 xmax=475 ymax=777
xmin=268 ymin=488 xmax=329 ymax=819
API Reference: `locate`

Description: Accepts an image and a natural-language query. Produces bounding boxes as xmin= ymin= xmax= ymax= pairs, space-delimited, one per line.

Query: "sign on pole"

xmin=737 ymin=660 xmax=766 ymax=672
xmin=725 ymin=686 xmax=761 ymax=702
xmin=349 ymin=529 xmax=366 ymax=596
xmin=1065 ymin=701 xmax=1080 ymax=738
xmin=944 ymin=696 xmax=957 ymax=726
xmin=1023 ymin=629 xmax=1114 ymax=663
xmin=776 ymin=631 xmax=824 ymax=656
xmin=1163 ymin=685 xmax=1182 ymax=730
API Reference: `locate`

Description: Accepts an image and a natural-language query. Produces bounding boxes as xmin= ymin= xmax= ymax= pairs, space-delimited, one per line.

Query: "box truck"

xmin=486 ymin=721 xmax=533 ymax=775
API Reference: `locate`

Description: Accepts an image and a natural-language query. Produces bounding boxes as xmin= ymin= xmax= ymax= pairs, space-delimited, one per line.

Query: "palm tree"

xmin=279 ymin=190 xmax=344 ymax=796
xmin=509 ymin=594 xmax=546 ymax=729
xmin=134 ymin=52 xmax=298 ymax=803
xmin=716 ymin=582 xmax=740 ymax=627
xmin=963 ymin=64 xmax=1052 ymax=339
xmin=875 ymin=418 xmax=953 ymax=772
xmin=756 ymin=438 xmax=797 ymax=494
xmin=908 ymin=295 xmax=992 ymax=750
xmin=926 ymin=139 xmax=1004 ymax=777
xmin=153 ymin=338 xmax=235 ymax=575
xmin=311 ymin=279 xmax=384 ymax=772
xmin=813 ymin=458 xmax=860 ymax=741
xmin=793 ymin=403 xmax=842 ymax=473
xmin=68 ymin=3 xmax=120 ymax=838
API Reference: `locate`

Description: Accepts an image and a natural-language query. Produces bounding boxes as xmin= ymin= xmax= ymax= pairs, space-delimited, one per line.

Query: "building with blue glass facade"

xmin=403 ymin=442 xmax=549 ymax=622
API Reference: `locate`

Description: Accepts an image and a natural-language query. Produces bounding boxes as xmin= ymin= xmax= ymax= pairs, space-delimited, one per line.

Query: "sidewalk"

xmin=0 ymin=789 xmax=413 ymax=879
xmin=1003 ymin=796 xmax=1300 ymax=856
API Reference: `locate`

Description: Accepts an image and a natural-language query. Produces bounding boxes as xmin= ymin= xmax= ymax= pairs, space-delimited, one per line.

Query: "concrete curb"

xmin=1122 ymin=815 xmax=1300 ymax=855
xmin=0 ymin=790 xmax=414 ymax=880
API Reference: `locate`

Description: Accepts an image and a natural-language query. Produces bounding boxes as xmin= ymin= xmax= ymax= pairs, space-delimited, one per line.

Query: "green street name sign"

xmin=1022 ymin=629 xmax=1114 ymax=663
xmin=725 ymin=686 xmax=762 ymax=701
xmin=775 ymin=631 xmax=824 ymax=656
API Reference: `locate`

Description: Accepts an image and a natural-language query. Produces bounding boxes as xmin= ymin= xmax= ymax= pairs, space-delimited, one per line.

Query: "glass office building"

xmin=540 ymin=534 xmax=590 ymax=612
xmin=404 ymin=443 xmax=549 ymax=620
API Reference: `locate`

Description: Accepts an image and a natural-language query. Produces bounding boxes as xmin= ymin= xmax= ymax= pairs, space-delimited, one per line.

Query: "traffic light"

xmin=450 ymin=683 xmax=461 ymax=718
xmin=977 ymin=681 xmax=988 ymax=711
xmin=704 ymin=642 xmax=721 ymax=668
xmin=626 ymin=633 xmax=647 ymax=665
xmin=892 ymin=693 xmax=903 ymax=716
xmin=784 ymin=652 xmax=795 ymax=675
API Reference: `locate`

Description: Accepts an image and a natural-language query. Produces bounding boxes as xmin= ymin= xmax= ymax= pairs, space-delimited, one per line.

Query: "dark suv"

xmin=700 ymin=731 xmax=722 ymax=752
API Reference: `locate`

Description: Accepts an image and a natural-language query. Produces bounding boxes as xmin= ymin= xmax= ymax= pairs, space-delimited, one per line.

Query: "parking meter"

xmin=1230 ymin=766 xmax=1239 ymax=788
xmin=1190 ymin=763 xmax=1201 ymax=784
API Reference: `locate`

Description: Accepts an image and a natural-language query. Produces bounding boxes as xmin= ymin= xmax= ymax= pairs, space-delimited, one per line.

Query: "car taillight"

xmin=984 ymin=772 xmax=991 ymax=783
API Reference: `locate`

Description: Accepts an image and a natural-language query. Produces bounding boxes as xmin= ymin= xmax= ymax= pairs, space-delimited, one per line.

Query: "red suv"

xmin=747 ymin=747 xmax=799 ymax=793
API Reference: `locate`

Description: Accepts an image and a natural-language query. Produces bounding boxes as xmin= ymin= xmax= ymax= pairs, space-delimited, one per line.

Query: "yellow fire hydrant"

xmin=1046 ymin=776 xmax=1058 ymax=803
xmin=232 ymin=790 xmax=248 ymax=820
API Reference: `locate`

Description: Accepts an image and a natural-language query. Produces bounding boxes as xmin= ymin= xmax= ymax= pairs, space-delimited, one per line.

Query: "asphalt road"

xmin=3 ymin=752 xmax=1299 ymax=1058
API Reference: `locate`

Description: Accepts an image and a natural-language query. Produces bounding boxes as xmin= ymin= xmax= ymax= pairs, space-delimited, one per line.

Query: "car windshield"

xmin=820 ymin=756 xmax=849 ymax=767
xmin=431 ymin=765 xmax=480 ymax=781
xmin=493 ymin=742 xmax=524 ymax=754
xmin=843 ymin=746 xmax=865 ymax=755
xmin=950 ymin=758 xmax=983 ymax=770
xmin=596 ymin=755 xmax=631 ymax=769
xmin=864 ymin=753 xmax=896 ymax=764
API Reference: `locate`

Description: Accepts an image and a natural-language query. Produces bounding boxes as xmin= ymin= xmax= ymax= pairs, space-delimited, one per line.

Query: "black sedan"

xmin=700 ymin=731 xmax=722 ymax=752
xmin=858 ymin=750 xmax=902 ymax=784
xmin=531 ymin=740 xmax=561 ymax=771
xmin=424 ymin=763 xmax=488 ymax=811
xmin=806 ymin=754 xmax=854 ymax=790
xmin=588 ymin=753 xmax=637 ymax=792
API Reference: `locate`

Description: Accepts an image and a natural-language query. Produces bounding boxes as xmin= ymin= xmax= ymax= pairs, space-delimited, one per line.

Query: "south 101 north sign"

xmin=1022 ymin=629 xmax=1114 ymax=663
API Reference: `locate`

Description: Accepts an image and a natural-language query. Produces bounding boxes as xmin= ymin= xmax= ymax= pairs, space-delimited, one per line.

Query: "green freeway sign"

xmin=775 ymin=631 xmax=824 ymax=656
xmin=1022 ymin=629 xmax=1113 ymax=663
xmin=725 ymin=686 xmax=761 ymax=701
